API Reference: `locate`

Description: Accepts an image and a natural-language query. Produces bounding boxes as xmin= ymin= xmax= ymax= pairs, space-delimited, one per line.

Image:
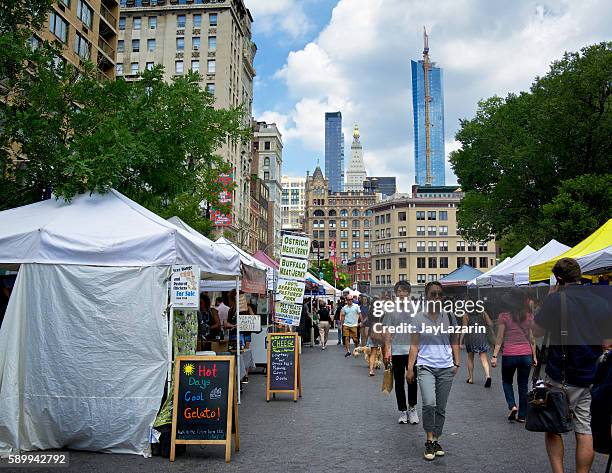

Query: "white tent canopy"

xmin=0 ymin=190 xmax=240 ymax=279
xmin=0 ymin=191 xmax=240 ymax=456
xmin=576 ymin=245 xmax=612 ymax=275
xmin=508 ymin=240 xmax=571 ymax=286
xmin=471 ymin=245 xmax=536 ymax=287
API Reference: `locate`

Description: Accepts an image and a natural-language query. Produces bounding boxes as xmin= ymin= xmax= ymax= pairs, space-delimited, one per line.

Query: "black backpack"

xmin=591 ymin=349 xmax=612 ymax=456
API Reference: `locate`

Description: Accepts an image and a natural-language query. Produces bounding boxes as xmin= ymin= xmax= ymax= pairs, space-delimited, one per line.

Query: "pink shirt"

xmin=498 ymin=312 xmax=533 ymax=356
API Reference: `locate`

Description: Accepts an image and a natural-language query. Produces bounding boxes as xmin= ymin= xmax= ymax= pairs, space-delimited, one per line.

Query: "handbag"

xmin=525 ymin=291 xmax=574 ymax=433
xmin=381 ymin=360 xmax=394 ymax=394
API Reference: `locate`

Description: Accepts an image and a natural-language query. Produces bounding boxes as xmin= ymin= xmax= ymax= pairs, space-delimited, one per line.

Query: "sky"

xmin=246 ymin=0 xmax=611 ymax=192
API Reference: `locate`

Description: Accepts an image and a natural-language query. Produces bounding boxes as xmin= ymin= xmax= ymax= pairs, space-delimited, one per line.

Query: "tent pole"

xmin=235 ymin=276 xmax=241 ymax=405
xmin=167 ymin=303 xmax=174 ymax=397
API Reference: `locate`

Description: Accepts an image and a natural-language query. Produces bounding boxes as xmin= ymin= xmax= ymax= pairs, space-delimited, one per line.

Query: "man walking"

xmin=340 ymin=295 xmax=360 ymax=358
xmin=532 ymin=258 xmax=611 ymax=473
xmin=383 ymin=280 xmax=419 ymax=425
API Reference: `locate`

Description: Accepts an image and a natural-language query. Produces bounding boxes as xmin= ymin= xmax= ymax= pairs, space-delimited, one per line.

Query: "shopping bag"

xmin=381 ymin=362 xmax=393 ymax=394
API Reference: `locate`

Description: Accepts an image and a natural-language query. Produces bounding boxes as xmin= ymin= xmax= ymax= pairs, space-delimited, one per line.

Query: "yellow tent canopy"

xmin=529 ymin=218 xmax=612 ymax=282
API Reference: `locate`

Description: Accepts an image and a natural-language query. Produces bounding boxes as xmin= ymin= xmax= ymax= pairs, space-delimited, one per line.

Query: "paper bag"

xmin=381 ymin=363 xmax=394 ymax=394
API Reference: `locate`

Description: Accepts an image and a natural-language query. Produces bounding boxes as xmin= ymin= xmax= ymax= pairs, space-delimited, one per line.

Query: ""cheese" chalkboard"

xmin=266 ymin=333 xmax=301 ymax=402
xmin=170 ymin=356 xmax=239 ymax=462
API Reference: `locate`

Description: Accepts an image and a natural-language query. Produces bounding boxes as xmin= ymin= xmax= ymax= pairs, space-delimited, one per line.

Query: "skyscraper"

xmin=325 ymin=111 xmax=344 ymax=192
xmin=345 ymin=124 xmax=367 ymax=192
xmin=411 ymin=28 xmax=445 ymax=186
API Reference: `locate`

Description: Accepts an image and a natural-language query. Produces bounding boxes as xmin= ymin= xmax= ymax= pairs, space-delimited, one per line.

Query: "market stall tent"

xmin=529 ymin=219 xmax=612 ymax=281
xmin=440 ymin=264 xmax=483 ymax=287
xmin=470 ymin=245 xmax=536 ymax=287
xmin=0 ymin=190 xmax=240 ymax=456
xmin=486 ymin=240 xmax=570 ymax=287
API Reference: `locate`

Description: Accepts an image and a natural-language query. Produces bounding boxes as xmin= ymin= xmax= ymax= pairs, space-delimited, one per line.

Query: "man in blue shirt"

xmin=533 ymin=258 xmax=612 ymax=473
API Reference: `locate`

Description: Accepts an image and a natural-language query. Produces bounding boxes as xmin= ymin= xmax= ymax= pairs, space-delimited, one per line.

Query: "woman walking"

xmin=462 ymin=307 xmax=493 ymax=387
xmin=491 ymin=289 xmax=537 ymax=422
xmin=317 ymin=300 xmax=332 ymax=349
xmin=407 ymin=282 xmax=460 ymax=461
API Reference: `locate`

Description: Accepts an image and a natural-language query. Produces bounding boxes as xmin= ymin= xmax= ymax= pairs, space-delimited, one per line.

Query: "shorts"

xmin=366 ymin=337 xmax=381 ymax=348
xmin=546 ymin=378 xmax=592 ymax=435
xmin=343 ymin=325 xmax=358 ymax=339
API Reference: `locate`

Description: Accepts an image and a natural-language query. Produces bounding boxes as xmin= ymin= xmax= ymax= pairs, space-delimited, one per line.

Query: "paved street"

xmin=3 ymin=330 xmax=609 ymax=473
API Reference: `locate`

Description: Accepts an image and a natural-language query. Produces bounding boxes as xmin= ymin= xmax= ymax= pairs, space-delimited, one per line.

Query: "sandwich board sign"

xmin=170 ymin=355 xmax=239 ymax=462
xmin=266 ymin=332 xmax=301 ymax=402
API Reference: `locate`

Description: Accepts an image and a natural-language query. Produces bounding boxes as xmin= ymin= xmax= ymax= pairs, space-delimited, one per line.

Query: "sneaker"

xmin=322 ymin=345 xmax=326 ymax=350
xmin=432 ymin=440 xmax=444 ymax=457
xmin=424 ymin=441 xmax=436 ymax=461
xmin=398 ymin=411 xmax=408 ymax=424
xmin=344 ymin=352 xmax=351 ymax=358
xmin=408 ymin=406 xmax=419 ymax=425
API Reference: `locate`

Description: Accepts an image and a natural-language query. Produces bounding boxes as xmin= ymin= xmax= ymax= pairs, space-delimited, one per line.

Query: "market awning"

xmin=440 ymin=264 xmax=483 ymax=287
xmin=529 ymin=219 xmax=612 ymax=281
xmin=473 ymin=245 xmax=535 ymax=287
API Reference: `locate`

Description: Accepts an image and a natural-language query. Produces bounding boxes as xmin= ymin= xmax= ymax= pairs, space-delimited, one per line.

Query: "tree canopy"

xmin=450 ymin=42 xmax=612 ymax=256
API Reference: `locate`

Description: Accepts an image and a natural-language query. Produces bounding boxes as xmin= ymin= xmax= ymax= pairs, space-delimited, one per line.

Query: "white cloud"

xmin=259 ymin=0 xmax=612 ymax=191
xmin=247 ymin=0 xmax=312 ymax=39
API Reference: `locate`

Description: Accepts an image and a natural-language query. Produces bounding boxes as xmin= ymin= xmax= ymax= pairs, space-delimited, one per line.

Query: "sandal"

xmin=466 ymin=379 xmax=473 ymax=384
xmin=508 ymin=407 xmax=518 ymax=421
xmin=369 ymin=371 xmax=375 ymax=377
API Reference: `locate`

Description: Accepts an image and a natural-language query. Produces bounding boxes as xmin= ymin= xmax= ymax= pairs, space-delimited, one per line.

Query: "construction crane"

xmin=423 ymin=26 xmax=433 ymax=186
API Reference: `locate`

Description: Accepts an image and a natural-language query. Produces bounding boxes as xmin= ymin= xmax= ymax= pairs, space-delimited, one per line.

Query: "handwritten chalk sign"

xmin=170 ymin=356 xmax=239 ymax=462
xmin=280 ymin=234 xmax=311 ymax=259
xmin=266 ymin=333 xmax=301 ymax=402
xmin=238 ymin=314 xmax=261 ymax=332
xmin=171 ymin=265 xmax=199 ymax=309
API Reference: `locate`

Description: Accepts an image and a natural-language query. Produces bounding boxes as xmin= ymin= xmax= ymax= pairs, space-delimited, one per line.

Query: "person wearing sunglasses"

xmin=407 ymin=281 xmax=461 ymax=461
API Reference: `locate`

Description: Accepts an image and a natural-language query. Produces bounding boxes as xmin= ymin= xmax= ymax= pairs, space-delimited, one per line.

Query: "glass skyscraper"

xmin=325 ymin=111 xmax=344 ymax=192
xmin=411 ymin=60 xmax=445 ymax=186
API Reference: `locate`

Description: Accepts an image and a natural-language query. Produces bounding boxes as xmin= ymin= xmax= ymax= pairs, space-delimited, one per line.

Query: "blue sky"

xmin=246 ymin=0 xmax=612 ymax=191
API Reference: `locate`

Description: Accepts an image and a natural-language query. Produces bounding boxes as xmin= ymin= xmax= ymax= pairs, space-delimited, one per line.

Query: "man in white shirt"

xmin=215 ymin=295 xmax=230 ymax=338
xmin=340 ymin=295 xmax=361 ymax=358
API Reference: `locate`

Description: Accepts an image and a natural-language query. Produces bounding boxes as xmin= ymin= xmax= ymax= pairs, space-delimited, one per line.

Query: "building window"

xmin=364 ymin=219 xmax=370 ymax=228
xmin=328 ymin=209 xmax=337 ymax=217
xmin=352 ymin=230 xmax=360 ymax=238
xmin=130 ymin=62 xmax=138 ymax=74
xmin=146 ymin=62 xmax=154 ymax=70
xmin=479 ymin=243 xmax=488 ymax=252
xmin=417 ymin=274 xmax=426 ymax=284
xmin=439 ymin=211 xmax=448 ymax=221
xmin=49 ymin=12 xmax=68 ymax=43
xmin=386 ymin=214 xmax=391 ymax=223
xmin=175 ymin=60 xmax=184 ymax=74
xmin=59 ymin=0 xmax=70 ymax=6
xmin=117 ymin=40 xmax=125 ymax=52
xmin=206 ymin=83 xmax=215 ymax=94
xmin=416 ymin=210 xmax=425 ymax=220
xmin=457 ymin=241 xmax=465 ymax=252
xmin=428 ymin=241 xmax=437 ymax=252
xmin=428 ymin=274 xmax=437 ymax=282
xmin=176 ymin=37 xmax=185 ymax=50
xmin=147 ymin=38 xmax=155 ymax=51
xmin=457 ymin=257 xmax=465 ymax=267
xmin=439 ymin=226 xmax=448 ymax=236
xmin=440 ymin=241 xmax=448 ymax=252
xmin=428 ymin=257 xmax=437 ymax=268
xmin=329 ymin=220 xmax=336 ymax=228
xmin=417 ymin=241 xmax=425 ymax=252
xmin=399 ymin=242 xmax=406 ymax=253
xmin=352 ymin=241 xmax=360 ymax=249
xmin=364 ymin=241 xmax=370 ymax=249
xmin=73 ymin=32 xmax=90 ymax=59
xmin=340 ymin=230 xmax=347 ymax=238
xmin=398 ymin=226 xmax=406 ymax=237
xmin=417 ymin=257 xmax=426 ymax=268
xmin=399 ymin=274 xmax=407 ymax=281
xmin=119 ymin=16 xmax=126 ymax=30
xmin=399 ymin=258 xmax=407 ymax=269
xmin=340 ymin=220 xmax=348 ymax=228
xmin=264 ymin=171 xmax=270 ymax=180
xmin=399 ymin=211 xmax=406 ymax=221
xmin=468 ymin=242 xmax=477 ymax=252
xmin=207 ymin=60 xmax=216 ymax=73
xmin=192 ymin=36 xmax=200 ymax=50
xmin=468 ymin=257 xmax=477 ymax=267
xmin=193 ymin=13 xmax=202 ymax=27
xmin=416 ymin=226 xmax=425 ymax=236
xmin=264 ymin=141 xmax=271 ymax=150
xmin=208 ymin=36 xmax=217 ymax=51
xmin=177 ymin=15 xmax=186 ymax=28
xmin=479 ymin=257 xmax=488 ymax=268
xmin=340 ymin=241 xmax=348 ymax=249
xmin=77 ymin=0 xmax=93 ymax=28
xmin=133 ymin=17 xmax=141 ymax=30
xmin=375 ymin=215 xmax=380 ymax=225
xmin=329 ymin=230 xmax=336 ymax=238
xmin=386 ymin=243 xmax=391 ymax=253
xmin=428 ymin=211 xmax=437 ymax=220
xmin=263 ymin=157 xmax=270 ymax=166
xmin=376 ymin=276 xmax=380 ymax=285
xmin=191 ymin=60 xmax=199 ymax=72
xmin=132 ymin=39 xmax=140 ymax=52
xmin=428 ymin=226 xmax=437 ymax=236
xmin=440 ymin=257 xmax=449 ymax=268
xmin=352 ymin=220 xmax=360 ymax=228
xmin=209 ymin=13 xmax=217 ymax=26
xmin=148 ymin=16 xmax=157 ymax=29
xmin=352 ymin=209 xmax=360 ymax=217
xmin=116 ymin=63 xmax=123 ymax=75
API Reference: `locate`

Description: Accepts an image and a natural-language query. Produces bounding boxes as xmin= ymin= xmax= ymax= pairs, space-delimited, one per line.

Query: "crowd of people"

xmin=300 ymin=258 xmax=611 ymax=471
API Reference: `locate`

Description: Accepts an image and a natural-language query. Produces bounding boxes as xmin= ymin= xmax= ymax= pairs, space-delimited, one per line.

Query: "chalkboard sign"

xmin=266 ymin=333 xmax=302 ymax=402
xmin=170 ymin=356 xmax=239 ymax=462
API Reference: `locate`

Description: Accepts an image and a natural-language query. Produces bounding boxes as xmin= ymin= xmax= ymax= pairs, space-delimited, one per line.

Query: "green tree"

xmin=310 ymin=259 xmax=351 ymax=290
xmin=450 ymin=42 xmax=612 ymax=254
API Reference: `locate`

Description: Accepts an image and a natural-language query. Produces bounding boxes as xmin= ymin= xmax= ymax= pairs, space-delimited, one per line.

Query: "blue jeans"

xmin=501 ymin=354 xmax=532 ymax=419
xmin=337 ymin=321 xmax=343 ymax=342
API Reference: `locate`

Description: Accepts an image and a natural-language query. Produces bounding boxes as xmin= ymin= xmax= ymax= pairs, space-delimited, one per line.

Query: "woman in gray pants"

xmin=407 ymin=282 xmax=460 ymax=461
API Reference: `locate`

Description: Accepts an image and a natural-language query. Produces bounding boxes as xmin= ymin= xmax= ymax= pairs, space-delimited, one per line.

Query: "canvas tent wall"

xmin=473 ymin=246 xmax=535 ymax=287
xmin=0 ymin=190 xmax=240 ymax=456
